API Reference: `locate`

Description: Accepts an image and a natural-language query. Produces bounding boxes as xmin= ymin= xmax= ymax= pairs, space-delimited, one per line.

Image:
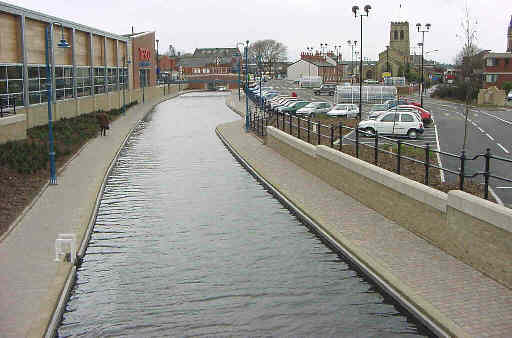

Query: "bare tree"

xmin=456 ymin=4 xmax=480 ymax=152
xmin=249 ymin=40 xmax=287 ymax=78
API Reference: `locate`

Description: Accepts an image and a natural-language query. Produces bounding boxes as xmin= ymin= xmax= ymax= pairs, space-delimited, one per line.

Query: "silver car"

xmin=326 ymin=104 xmax=359 ymax=118
xmin=296 ymin=102 xmax=332 ymax=117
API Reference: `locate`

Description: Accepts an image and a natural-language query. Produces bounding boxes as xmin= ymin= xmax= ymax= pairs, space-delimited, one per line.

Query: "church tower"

xmin=507 ymin=15 xmax=512 ymax=52
xmin=389 ymin=21 xmax=410 ymax=56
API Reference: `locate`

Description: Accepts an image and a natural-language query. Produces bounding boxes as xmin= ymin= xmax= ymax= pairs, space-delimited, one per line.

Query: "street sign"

xmin=382 ymin=72 xmax=391 ymax=78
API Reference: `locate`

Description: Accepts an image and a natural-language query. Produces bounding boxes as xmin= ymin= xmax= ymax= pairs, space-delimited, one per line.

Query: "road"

xmin=414 ymin=93 xmax=512 ymax=206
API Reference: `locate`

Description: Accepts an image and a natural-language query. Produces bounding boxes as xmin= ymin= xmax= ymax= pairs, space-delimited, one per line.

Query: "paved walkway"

xmin=220 ymin=94 xmax=512 ymax=337
xmin=0 ymin=92 xmax=184 ymax=338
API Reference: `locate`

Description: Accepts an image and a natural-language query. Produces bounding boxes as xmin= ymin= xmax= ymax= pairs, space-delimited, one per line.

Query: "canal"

xmin=58 ymin=92 xmax=432 ymax=337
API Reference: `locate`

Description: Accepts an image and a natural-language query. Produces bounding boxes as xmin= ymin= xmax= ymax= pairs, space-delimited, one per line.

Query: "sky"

xmin=6 ymin=0 xmax=512 ymax=64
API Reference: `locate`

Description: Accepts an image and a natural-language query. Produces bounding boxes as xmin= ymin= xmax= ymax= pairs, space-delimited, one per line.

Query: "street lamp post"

xmin=156 ymin=39 xmax=160 ymax=87
xmin=236 ymin=42 xmax=244 ymax=101
xmin=347 ymin=40 xmax=357 ymax=84
xmin=416 ymin=22 xmax=431 ymax=107
xmin=306 ymin=46 xmax=313 ymax=78
xmin=386 ymin=45 xmax=390 ymax=74
xmin=45 ymin=22 xmax=70 ymax=185
xmin=245 ymin=40 xmax=250 ymax=131
xmin=334 ymin=45 xmax=342 ymax=83
xmin=352 ymin=4 xmax=371 ymax=159
xmin=122 ymin=56 xmax=131 ymax=114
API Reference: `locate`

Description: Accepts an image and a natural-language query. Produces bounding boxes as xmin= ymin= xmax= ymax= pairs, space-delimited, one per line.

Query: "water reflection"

xmin=58 ymin=93 xmax=432 ymax=337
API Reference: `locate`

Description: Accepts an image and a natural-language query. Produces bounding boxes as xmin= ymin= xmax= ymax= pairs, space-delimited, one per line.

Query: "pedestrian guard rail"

xmin=244 ymin=83 xmax=512 ymax=201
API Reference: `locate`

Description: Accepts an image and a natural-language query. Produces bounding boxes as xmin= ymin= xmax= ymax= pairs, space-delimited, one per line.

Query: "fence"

xmin=0 ymin=95 xmax=19 ymax=118
xmin=334 ymin=85 xmax=397 ymax=104
xmin=244 ymin=89 xmax=512 ymax=200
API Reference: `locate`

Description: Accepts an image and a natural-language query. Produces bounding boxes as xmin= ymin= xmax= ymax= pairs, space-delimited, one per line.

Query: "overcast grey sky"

xmin=7 ymin=0 xmax=512 ymax=64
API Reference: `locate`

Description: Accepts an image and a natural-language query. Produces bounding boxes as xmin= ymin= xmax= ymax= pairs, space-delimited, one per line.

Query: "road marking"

xmin=486 ymin=133 xmax=495 ymax=141
xmin=497 ymin=143 xmax=510 ymax=154
xmin=478 ymin=127 xmax=485 ymax=133
xmin=495 ymin=186 xmax=512 ymax=189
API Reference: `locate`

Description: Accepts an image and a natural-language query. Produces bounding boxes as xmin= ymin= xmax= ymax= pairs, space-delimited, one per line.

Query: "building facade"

xmin=481 ymin=16 xmax=512 ymax=89
xmin=286 ymin=52 xmax=343 ymax=82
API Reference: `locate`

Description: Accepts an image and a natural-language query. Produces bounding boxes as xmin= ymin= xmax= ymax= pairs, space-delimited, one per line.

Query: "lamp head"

xmin=246 ymin=40 xmax=249 ymax=45
xmin=426 ymin=23 xmax=431 ymax=30
xmin=416 ymin=23 xmax=421 ymax=31
xmin=364 ymin=5 xmax=371 ymax=14
xmin=347 ymin=40 xmax=351 ymax=44
xmin=57 ymin=39 xmax=70 ymax=48
xmin=352 ymin=5 xmax=359 ymax=16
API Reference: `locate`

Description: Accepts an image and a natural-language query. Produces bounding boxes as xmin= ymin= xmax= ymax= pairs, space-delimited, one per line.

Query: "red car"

xmin=402 ymin=97 xmax=421 ymax=107
xmin=397 ymin=105 xmax=432 ymax=124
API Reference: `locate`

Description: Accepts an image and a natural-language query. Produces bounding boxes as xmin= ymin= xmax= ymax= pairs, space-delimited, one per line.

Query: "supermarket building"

xmin=0 ymin=1 xmax=175 ymax=142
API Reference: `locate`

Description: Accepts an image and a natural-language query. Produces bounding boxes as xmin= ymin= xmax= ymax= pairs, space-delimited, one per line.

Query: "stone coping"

xmin=0 ymin=114 xmax=25 ymax=126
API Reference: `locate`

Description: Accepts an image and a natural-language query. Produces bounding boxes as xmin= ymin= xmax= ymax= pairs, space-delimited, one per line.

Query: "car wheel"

xmin=407 ymin=129 xmax=418 ymax=139
xmin=364 ymin=128 xmax=375 ymax=137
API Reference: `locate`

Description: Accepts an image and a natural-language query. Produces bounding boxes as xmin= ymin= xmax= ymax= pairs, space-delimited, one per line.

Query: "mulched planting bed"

xmin=0 ymin=102 xmax=137 ymax=237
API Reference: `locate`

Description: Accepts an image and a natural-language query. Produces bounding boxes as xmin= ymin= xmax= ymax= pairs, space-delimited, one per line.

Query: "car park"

xmin=358 ymin=111 xmax=424 ymax=139
xmin=296 ymin=102 xmax=332 ymax=117
xmin=326 ymin=104 xmax=359 ymax=118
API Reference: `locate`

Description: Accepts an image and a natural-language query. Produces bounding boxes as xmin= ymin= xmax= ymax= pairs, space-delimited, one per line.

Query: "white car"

xmin=296 ymin=102 xmax=332 ymax=117
xmin=508 ymin=91 xmax=512 ymax=101
xmin=358 ymin=111 xmax=424 ymax=139
xmin=326 ymin=104 xmax=359 ymax=118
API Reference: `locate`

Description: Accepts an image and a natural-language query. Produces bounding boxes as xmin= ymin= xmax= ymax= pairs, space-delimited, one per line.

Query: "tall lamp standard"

xmin=122 ymin=56 xmax=131 ymax=114
xmin=258 ymin=55 xmax=263 ymax=108
xmin=45 ymin=22 xmax=70 ymax=185
xmin=244 ymin=40 xmax=250 ymax=131
xmin=156 ymin=39 xmax=160 ymax=84
xmin=236 ymin=42 xmax=244 ymax=101
xmin=334 ymin=45 xmax=342 ymax=83
xmin=306 ymin=46 xmax=313 ymax=78
xmin=347 ymin=40 xmax=357 ymax=84
xmin=416 ymin=22 xmax=431 ymax=107
xmin=386 ymin=45 xmax=390 ymax=74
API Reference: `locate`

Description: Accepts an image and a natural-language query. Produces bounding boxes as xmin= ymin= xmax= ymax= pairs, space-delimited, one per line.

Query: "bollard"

xmin=396 ymin=140 xmax=402 ymax=175
xmin=330 ymin=125 xmax=334 ymax=148
xmin=339 ymin=122 xmax=343 ymax=151
xmin=459 ymin=150 xmax=466 ymax=191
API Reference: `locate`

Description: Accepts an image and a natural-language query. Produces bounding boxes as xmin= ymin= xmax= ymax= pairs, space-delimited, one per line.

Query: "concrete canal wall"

xmin=265 ymin=126 xmax=512 ymax=289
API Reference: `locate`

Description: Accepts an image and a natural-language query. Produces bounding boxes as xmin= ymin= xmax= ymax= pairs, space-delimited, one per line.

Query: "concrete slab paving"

xmin=220 ymin=94 xmax=512 ymax=337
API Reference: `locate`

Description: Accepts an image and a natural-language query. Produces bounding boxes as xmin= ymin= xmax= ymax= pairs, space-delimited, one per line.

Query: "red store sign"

xmin=138 ymin=48 xmax=151 ymax=60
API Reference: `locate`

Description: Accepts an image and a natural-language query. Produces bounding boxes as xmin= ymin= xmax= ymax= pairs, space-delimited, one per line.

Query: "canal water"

xmin=58 ymin=92 xmax=432 ymax=337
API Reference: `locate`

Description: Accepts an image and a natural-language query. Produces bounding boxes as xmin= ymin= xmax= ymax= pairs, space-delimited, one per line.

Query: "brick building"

xmin=482 ymin=16 xmax=512 ymax=89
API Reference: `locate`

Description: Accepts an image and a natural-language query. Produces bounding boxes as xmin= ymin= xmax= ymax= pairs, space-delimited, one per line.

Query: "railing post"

xmin=297 ymin=117 xmax=301 ymax=139
xmin=396 ymin=140 xmax=402 ymax=175
xmin=459 ymin=150 xmax=466 ymax=191
xmin=374 ymin=131 xmax=379 ymax=164
xmin=289 ymin=114 xmax=292 ymax=135
xmin=317 ymin=122 xmax=321 ymax=145
xmin=276 ymin=111 xmax=279 ymax=129
xmin=330 ymin=125 xmax=334 ymax=148
xmin=355 ymin=127 xmax=359 ymax=158
xmin=339 ymin=122 xmax=343 ymax=151
xmin=424 ymin=143 xmax=430 ymax=185
xmin=308 ymin=117 xmax=311 ymax=143
xmin=282 ymin=111 xmax=285 ymax=131
xmin=484 ymin=148 xmax=490 ymax=200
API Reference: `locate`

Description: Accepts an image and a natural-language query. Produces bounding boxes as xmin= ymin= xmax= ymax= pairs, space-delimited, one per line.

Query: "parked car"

xmin=276 ymin=100 xmax=300 ymax=112
xmin=280 ymin=101 xmax=311 ymax=114
xmin=313 ymin=83 xmax=337 ymax=96
xmin=508 ymin=91 xmax=512 ymax=101
xmin=326 ymin=104 xmax=359 ymax=118
xmin=274 ymin=99 xmax=299 ymax=111
xmin=396 ymin=105 xmax=432 ymax=124
xmin=358 ymin=111 xmax=424 ymax=139
xmin=369 ymin=103 xmax=388 ymax=112
xmin=296 ymin=102 xmax=332 ymax=117
xmin=384 ymin=98 xmax=420 ymax=109
xmin=270 ymin=97 xmax=295 ymax=109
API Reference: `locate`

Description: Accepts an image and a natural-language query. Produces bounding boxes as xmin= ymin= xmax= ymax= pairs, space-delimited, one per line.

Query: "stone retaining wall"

xmin=266 ymin=126 xmax=512 ymax=288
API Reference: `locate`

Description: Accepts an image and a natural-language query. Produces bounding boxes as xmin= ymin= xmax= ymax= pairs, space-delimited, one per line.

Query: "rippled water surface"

xmin=58 ymin=92 xmax=431 ymax=337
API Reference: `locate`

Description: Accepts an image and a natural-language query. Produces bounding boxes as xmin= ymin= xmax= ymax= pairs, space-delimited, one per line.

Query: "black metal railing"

xmin=265 ymin=110 xmax=512 ymax=200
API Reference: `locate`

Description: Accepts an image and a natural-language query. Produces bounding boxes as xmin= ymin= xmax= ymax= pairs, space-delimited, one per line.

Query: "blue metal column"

xmin=245 ymin=40 xmax=249 ymax=131
xmin=45 ymin=25 xmax=57 ymax=185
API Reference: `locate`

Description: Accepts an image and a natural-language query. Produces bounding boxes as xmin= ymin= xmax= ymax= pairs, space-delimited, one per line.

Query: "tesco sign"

xmin=138 ymin=48 xmax=151 ymax=60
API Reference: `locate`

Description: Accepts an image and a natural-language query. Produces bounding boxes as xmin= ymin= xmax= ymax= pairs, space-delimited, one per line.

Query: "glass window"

xmin=381 ymin=113 xmax=397 ymax=122
xmin=0 ymin=66 xmax=6 ymax=80
xmin=401 ymin=114 xmax=414 ymax=122
xmin=0 ymin=64 xmax=23 ymax=107
xmin=7 ymin=66 xmax=22 ymax=79
xmin=28 ymin=66 xmax=39 ymax=78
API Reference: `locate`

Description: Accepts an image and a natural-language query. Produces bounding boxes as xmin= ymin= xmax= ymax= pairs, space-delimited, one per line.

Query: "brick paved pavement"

xmin=220 ymin=95 xmax=512 ymax=337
